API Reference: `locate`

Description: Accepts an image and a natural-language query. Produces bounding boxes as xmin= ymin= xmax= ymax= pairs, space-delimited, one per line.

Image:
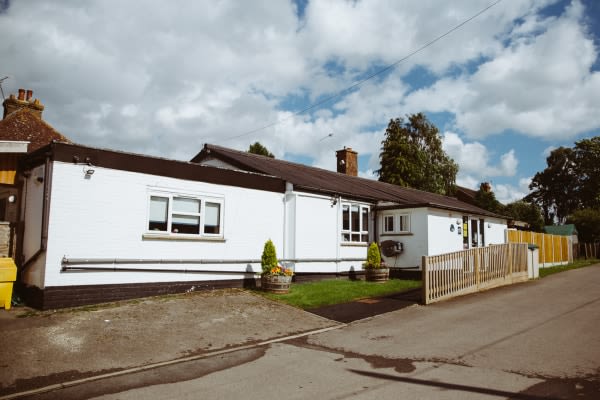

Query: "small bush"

xmin=364 ymin=242 xmax=382 ymax=269
xmin=261 ymin=239 xmax=278 ymax=275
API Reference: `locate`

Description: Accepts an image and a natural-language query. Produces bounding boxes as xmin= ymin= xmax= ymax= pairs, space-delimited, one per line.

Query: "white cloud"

xmin=443 ymin=132 xmax=518 ymax=178
xmin=542 ymin=146 xmax=556 ymax=157
xmin=404 ymin=0 xmax=600 ymax=140
xmin=0 ymin=0 xmax=598 ymax=194
xmin=494 ymin=177 xmax=533 ymax=204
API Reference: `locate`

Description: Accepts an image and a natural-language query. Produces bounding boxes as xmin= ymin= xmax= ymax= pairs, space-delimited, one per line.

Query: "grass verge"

xmin=539 ymin=258 xmax=599 ymax=278
xmin=255 ymin=278 xmax=421 ymax=309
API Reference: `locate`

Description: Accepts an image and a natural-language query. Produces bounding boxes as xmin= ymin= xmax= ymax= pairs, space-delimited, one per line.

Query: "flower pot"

xmin=365 ymin=268 xmax=389 ymax=283
xmin=261 ymin=274 xmax=292 ymax=294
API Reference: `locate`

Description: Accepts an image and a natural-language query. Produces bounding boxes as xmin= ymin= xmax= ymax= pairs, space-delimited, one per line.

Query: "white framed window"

xmin=382 ymin=213 xmax=410 ymax=234
xmin=342 ymin=203 xmax=369 ymax=243
xmin=148 ymin=193 xmax=223 ymax=237
xmin=383 ymin=215 xmax=394 ymax=232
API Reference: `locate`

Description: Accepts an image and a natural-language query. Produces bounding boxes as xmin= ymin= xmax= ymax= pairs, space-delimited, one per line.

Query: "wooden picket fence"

xmin=422 ymin=243 xmax=529 ymax=305
xmin=506 ymin=230 xmax=572 ymax=266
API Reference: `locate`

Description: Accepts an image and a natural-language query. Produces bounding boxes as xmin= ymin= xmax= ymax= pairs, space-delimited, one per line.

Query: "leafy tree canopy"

xmin=376 ymin=113 xmax=458 ymax=196
xmin=526 ymin=136 xmax=600 ymax=224
xmin=573 ymin=136 xmax=600 ymax=209
xmin=505 ymin=201 xmax=545 ymax=232
xmin=248 ymin=142 xmax=275 ymax=158
xmin=474 ymin=182 xmax=505 ymax=214
xmin=567 ymin=208 xmax=600 ymax=243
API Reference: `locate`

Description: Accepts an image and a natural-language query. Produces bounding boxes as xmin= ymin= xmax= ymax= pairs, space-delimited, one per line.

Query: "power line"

xmin=224 ymin=0 xmax=502 ymax=141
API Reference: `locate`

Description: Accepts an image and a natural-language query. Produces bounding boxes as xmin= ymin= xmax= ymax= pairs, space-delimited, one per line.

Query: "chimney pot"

xmin=3 ymin=88 xmax=45 ymax=119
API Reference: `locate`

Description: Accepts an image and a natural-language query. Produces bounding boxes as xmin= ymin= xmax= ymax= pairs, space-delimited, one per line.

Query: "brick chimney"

xmin=336 ymin=147 xmax=358 ymax=176
xmin=3 ymin=88 xmax=45 ymax=119
xmin=480 ymin=182 xmax=492 ymax=193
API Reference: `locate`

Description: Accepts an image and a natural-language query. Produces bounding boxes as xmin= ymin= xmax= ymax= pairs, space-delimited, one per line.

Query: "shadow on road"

xmin=306 ymin=289 xmax=421 ymax=323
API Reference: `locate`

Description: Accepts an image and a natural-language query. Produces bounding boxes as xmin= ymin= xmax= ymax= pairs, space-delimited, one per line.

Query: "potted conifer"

xmin=260 ymin=239 xmax=293 ymax=294
xmin=364 ymin=242 xmax=389 ymax=282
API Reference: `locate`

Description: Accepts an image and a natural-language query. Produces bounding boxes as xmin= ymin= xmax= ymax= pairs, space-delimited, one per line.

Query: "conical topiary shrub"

xmin=260 ymin=239 xmax=292 ymax=293
xmin=364 ymin=242 xmax=388 ymax=282
xmin=261 ymin=239 xmax=278 ymax=276
xmin=365 ymin=242 xmax=382 ymax=269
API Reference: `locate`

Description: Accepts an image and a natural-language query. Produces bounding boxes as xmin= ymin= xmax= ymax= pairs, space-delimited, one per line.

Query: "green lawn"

xmin=539 ymin=259 xmax=599 ymax=278
xmin=254 ymin=278 xmax=421 ymax=309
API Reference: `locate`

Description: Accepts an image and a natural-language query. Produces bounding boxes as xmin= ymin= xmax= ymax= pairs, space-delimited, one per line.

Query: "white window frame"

xmin=382 ymin=213 xmax=410 ymax=234
xmin=146 ymin=191 xmax=224 ymax=239
xmin=341 ymin=203 xmax=369 ymax=243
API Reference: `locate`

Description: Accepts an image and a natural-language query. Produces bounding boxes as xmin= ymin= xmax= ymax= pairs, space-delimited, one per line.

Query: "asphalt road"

xmin=18 ymin=264 xmax=600 ymax=400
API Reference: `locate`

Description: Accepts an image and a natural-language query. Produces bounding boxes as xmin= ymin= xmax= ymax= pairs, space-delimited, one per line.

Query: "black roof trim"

xmin=21 ymin=142 xmax=287 ymax=194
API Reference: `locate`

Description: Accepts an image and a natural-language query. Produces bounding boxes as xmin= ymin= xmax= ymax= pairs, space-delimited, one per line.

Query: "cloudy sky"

xmin=1 ymin=0 xmax=599 ymax=203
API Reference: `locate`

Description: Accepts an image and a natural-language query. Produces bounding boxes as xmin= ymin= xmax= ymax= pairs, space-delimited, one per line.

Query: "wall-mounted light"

xmin=83 ymin=165 xmax=95 ymax=179
xmin=330 ymin=196 xmax=338 ymax=207
xmin=8 ymin=195 xmax=15 ymax=203
xmin=450 ymin=224 xmax=455 ymax=232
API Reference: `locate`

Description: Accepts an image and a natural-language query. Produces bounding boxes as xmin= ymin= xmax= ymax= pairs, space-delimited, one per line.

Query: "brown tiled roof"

xmin=454 ymin=185 xmax=479 ymax=206
xmin=192 ymin=144 xmax=504 ymax=218
xmin=0 ymin=108 xmax=71 ymax=152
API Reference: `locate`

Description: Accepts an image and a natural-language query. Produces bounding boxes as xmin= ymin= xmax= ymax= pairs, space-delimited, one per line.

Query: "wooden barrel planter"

xmin=365 ymin=268 xmax=389 ymax=283
xmin=261 ymin=275 xmax=292 ymax=294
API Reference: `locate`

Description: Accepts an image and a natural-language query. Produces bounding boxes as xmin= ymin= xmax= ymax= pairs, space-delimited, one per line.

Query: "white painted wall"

xmin=485 ymin=217 xmax=507 ymax=246
xmin=427 ymin=210 xmax=507 ymax=256
xmin=41 ymin=162 xmax=285 ymax=287
xmin=377 ymin=207 xmax=508 ymax=270
xmin=288 ymin=193 xmax=370 ymax=274
xmin=197 ymin=157 xmax=237 ymax=170
xmin=21 ymin=164 xmax=46 ymax=287
xmin=378 ymin=208 xmax=428 ymax=269
xmin=427 ymin=209 xmax=467 ymax=256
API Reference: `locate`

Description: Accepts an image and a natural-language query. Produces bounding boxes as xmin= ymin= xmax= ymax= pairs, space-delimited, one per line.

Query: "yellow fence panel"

xmin=506 ymin=230 xmax=571 ymax=265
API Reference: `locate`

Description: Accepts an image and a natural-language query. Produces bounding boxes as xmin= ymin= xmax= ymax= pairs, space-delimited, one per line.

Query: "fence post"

xmin=474 ymin=249 xmax=480 ymax=289
xmin=422 ymin=255 xmax=429 ymax=305
xmin=508 ymin=243 xmax=513 ymax=277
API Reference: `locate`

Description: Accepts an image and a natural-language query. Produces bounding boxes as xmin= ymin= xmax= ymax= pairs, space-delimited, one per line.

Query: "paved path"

xmin=13 ymin=264 xmax=599 ymax=400
xmin=0 ymin=289 xmax=339 ymax=398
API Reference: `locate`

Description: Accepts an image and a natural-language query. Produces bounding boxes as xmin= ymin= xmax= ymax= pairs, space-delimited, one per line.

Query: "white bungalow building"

xmin=15 ymin=142 xmax=506 ymax=309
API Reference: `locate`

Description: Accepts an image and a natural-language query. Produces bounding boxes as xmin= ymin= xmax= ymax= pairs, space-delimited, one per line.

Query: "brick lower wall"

xmin=20 ymin=278 xmax=260 ymax=310
xmin=18 ymin=270 xmax=422 ymax=310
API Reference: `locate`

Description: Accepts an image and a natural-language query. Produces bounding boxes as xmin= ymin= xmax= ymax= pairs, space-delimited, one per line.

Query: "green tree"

xmin=248 ymin=142 xmax=275 ymax=158
xmin=567 ymin=208 xmax=600 ymax=243
xmin=377 ymin=113 xmax=458 ymax=196
xmin=526 ymin=147 xmax=579 ymax=224
xmin=474 ymin=182 xmax=505 ymax=214
xmin=573 ymin=136 xmax=600 ymax=209
xmin=505 ymin=201 xmax=545 ymax=232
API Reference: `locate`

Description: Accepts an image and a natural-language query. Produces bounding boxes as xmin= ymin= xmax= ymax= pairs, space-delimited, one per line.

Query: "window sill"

xmin=341 ymin=242 xmax=368 ymax=247
xmin=380 ymin=232 xmax=413 ymax=237
xmin=142 ymin=233 xmax=226 ymax=242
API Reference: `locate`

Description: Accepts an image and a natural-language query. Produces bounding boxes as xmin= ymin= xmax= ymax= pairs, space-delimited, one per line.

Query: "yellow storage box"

xmin=0 ymin=258 xmax=17 ymax=310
